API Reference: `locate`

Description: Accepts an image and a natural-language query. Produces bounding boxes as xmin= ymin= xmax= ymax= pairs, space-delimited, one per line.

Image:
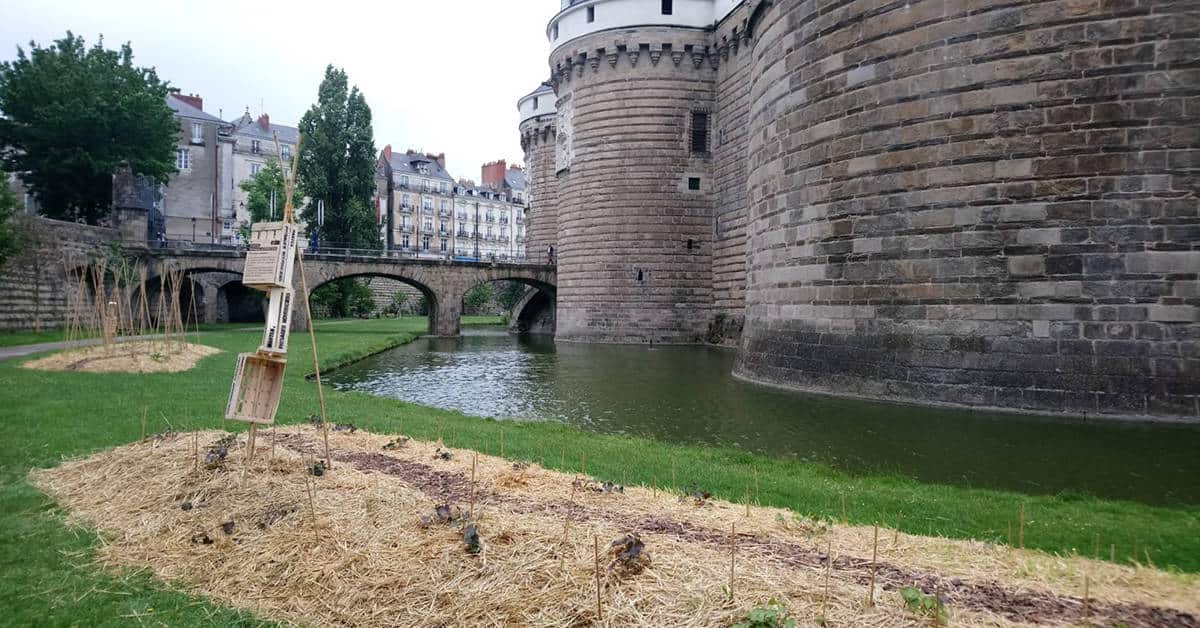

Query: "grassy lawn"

xmin=2 ymin=317 xmax=1197 ymax=624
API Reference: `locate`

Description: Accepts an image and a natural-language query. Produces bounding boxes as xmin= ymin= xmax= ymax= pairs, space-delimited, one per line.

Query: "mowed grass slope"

xmin=1 ymin=316 xmax=1197 ymax=624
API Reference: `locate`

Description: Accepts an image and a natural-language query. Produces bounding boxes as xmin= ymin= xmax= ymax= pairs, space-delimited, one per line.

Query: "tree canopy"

xmin=297 ymin=65 xmax=379 ymax=250
xmin=238 ymin=158 xmax=288 ymax=239
xmin=0 ymin=179 xmax=24 ymax=266
xmin=0 ymin=32 xmax=177 ymax=224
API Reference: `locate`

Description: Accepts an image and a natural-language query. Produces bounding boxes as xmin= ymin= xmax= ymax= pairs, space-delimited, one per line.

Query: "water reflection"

xmin=327 ymin=328 xmax=1200 ymax=505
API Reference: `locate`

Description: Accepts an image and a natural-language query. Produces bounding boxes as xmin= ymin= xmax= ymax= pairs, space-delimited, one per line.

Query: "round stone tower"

xmin=547 ymin=0 xmax=723 ymax=343
xmin=518 ymin=83 xmax=558 ymax=263
xmin=736 ymin=1 xmax=1200 ymax=418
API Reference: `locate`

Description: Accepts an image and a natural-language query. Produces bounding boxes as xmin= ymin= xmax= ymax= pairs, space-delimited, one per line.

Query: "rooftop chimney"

xmin=382 ymin=144 xmax=393 ymax=162
xmin=173 ymin=92 xmax=204 ymax=111
xmin=257 ymin=113 xmax=270 ymax=131
xmin=481 ymin=160 xmax=508 ymax=188
xmin=426 ymin=153 xmax=446 ymax=169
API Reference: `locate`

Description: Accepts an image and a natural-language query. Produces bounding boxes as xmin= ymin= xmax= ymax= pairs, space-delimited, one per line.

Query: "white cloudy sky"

xmin=0 ymin=0 xmax=555 ymax=182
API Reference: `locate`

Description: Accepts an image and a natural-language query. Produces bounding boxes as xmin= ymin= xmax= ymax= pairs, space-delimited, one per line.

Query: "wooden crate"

xmin=225 ymin=352 xmax=287 ymax=425
xmin=260 ymin=287 xmax=294 ymax=355
xmin=243 ymin=221 xmax=299 ymax=290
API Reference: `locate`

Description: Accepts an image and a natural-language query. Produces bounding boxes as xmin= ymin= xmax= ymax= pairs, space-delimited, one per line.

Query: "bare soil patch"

xmin=22 ymin=340 xmax=219 ymax=373
xmin=31 ymin=426 xmax=1199 ymax=627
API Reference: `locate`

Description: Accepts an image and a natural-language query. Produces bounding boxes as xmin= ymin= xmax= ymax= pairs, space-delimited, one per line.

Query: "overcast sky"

xmin=0 ymin=0 xmax=554 ymax=182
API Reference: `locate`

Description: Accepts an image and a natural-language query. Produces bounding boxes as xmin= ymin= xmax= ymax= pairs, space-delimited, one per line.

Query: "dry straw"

xmin=29 ymin=426 xmax=1200 ymax=628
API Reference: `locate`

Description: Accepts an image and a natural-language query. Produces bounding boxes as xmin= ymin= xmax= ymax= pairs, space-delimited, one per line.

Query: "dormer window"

xmin=252 ymin=140 xmax=261 ymax=154
xmin=190 ymin=122 xmax=203 ymax=144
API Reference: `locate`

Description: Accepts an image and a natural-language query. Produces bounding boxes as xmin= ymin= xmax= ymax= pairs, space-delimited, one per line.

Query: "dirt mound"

xmin=30 ymin=427 xmax=1199 ymax=627
xmin=22 ymin=341 xmax=220 ymax=373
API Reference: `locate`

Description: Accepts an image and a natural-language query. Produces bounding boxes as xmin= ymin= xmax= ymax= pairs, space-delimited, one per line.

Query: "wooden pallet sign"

xmin=226 ymin=352 xmax=287 ymax=425
xmin=243 ymin=222 xmax=299 ymax=290
xmin=260 ymin=287 xmax=294 ymax=355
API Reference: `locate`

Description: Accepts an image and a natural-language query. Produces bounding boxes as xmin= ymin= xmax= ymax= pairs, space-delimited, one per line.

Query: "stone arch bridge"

xmin=140 ymin=249 xmax=556 ymax=336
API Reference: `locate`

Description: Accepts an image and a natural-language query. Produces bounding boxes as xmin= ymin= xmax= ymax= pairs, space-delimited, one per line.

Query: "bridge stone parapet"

xmin=0 ymin=217 xmax=555 ymax=335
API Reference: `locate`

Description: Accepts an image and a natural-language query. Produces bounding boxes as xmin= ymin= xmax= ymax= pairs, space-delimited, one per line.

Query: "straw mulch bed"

xmin=22 ymin=341 xmax=219 ymax=373
xmin=30 ymin=426 xmax=1199 ymax=627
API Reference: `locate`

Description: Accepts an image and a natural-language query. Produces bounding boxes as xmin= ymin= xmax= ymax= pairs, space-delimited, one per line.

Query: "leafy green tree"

xmin=297 ymin=65 xmax=379 ymax=250
xmin=237 ymin=159 xmax=289 ymax=240
xmin=0 ymin=33 xmax=177 ymax=223
xmin=0 ymin=179 xmax=24 ymax=266
xmin=310 ymin=278 xmax=375 ymax=319
xmin=463 ymin=282 xmax=496 ymax=315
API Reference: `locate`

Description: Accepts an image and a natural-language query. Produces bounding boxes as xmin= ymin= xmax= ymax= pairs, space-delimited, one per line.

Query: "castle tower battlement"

xmin=519 ymin=84 xmax=559 ymax=257
xmin=525 ymin=0 xmax=1200 ymax=419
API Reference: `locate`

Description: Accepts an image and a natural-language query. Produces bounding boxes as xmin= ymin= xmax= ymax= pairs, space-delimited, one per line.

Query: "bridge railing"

xmin=142 ymin=237 xmax=552 ymax=266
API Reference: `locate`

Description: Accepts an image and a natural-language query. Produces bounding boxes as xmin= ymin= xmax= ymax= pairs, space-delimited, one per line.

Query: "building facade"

xmin=378 ymin=147 xmax=457 ymax=257
xmin=229 ymin=109 xmax=300 ymax=228
xmin=453 ymin=181 xmax=526 ymax=262
xmin=159 ymin=92 xmax=236 ymax=244
xmin=529 ymin=0 xmax=1200 ymax=419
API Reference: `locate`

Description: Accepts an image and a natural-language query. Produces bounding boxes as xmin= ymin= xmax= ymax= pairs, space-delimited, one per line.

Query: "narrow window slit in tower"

xmin=587 ymin=6 xmax=595 ymax=22
xmin=687 ymin=239 xmax=695 ymax=250
xmin=662 ymin=0 xmax=674 ymax=15
xmin=637 ymin=269 xmax=644 ymax=282
xmin=691 ymin=112 xmax=709 ymax=154
xmin=688 ymin=177 xmax=701 ymax=190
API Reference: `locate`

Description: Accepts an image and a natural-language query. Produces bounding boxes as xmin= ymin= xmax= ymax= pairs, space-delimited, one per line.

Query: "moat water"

xmin=327 ymin=327 xmax=1200 ymax=506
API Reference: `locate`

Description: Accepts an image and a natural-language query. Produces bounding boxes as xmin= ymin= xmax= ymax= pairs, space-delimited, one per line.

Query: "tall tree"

xmin=0 ymin=33 xmax=177 ymax=224
xmin=297 ymin=65 xmax=379 ymax=249
xmin=237 ymin=158 xmax=288 ymax=239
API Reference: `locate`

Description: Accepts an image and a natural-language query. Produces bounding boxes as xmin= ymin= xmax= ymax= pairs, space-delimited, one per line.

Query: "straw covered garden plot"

xmin=22 ymin=340 xmax=219 ymax=373
xmin=31 ymin=426 xmax=1199 ymax=627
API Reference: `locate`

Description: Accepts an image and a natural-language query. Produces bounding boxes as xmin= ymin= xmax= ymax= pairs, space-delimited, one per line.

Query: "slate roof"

xmin=504 ymin=167 xmax=527 ymax=192
xmin=230 ymin=111 xmax=300 ymax=145
xmin=166 ymin=94 xmax=224 ymax=123
xmin=388 ymin=153 xmax=456 ymax=184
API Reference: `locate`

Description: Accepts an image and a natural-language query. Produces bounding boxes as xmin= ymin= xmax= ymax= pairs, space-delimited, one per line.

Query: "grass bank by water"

xmin=1 ymin=316 xmax=1196 ymax=624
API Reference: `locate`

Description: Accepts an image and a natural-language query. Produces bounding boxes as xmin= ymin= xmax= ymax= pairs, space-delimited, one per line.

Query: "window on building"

xmin=417 ymin=164 xmax=429 ymax=175
xmin=533 ymin=96 xmax=539 ymax=109
xmin=176 ymin=148 xmax=191 ymax=170
xmin=552 ymin=24 xmax=559 ymax=40
xmin=191 ymin=122 xmax=203 ymax=143
xmin=440 ymin=238 xmax=448 ymax=252
xmin=662 ymin=0 xmax=673 ymax=15
xmin=402 ymin=234 xmax=410 ymax=249
xmin=422 ymin=235 xmax=431 ymax=251
xmin=587 ymin=6 xmax=595 ymax=22
xmin=251 ymin=162 xmax=262 ymax=177
xmin=440 ymin=182 xmax=448 ymax=193
xmin=688 ymin=176 xmax=701 ymax=190
xmin=424 ymin=219 xmax=433 ymax=231
xmin=440 ymin=199 xmax=448 ymax=211
xmin=691 ymin=111 xmax=709 ymax=154
xmin=251 ymin=140 xmax=261 ymax=154
xmin=282 ymin=145 xmax=291 ymax=159
xmin=401 ymin=194 xmax=410 ymax=208
xmin=423 ymin=197 xmax=434 ymax=211
xmin=400 ymin=175 xmax=409 ymax=188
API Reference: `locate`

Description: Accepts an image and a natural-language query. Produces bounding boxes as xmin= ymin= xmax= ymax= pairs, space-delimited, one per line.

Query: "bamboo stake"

xmin=192 ymin=431 xmax=199 ymax=473
xmin=593 ymin=534 xmax=603 ymax=622
xmin=1082 ymin=574 xmax=1090 ymax=624
xmin=303 ymin=463 xmax=318 ymax=541
xmin=753 ymin=466 xmax=760 ymax=505
xmin=820 ymin=541 xmax=832 ymax=622
xmin=1019 ymin=502 xmax=1025 ymax=549
xmin=729 ymin=522 xmax=736 ymax=601
xmin=469 ymin=452 xmax=477 ymax=518
xmin=744 ymin=485 xmax=750 ymax=517
xmin=868 ymin=524 xmax=879 ymax=607
xmin=295 ymin=249 xmax=332 ymax=469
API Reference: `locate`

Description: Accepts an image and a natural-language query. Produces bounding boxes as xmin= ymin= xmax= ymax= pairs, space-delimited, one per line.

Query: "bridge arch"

xmin=299 ymin=271 xmax=443 ymax=335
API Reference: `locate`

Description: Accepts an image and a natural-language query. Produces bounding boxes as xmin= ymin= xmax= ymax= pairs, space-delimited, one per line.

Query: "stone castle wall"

xmin=733 ymin=0 xmax=1199 ymax=418
xmin=0 ymin=217 xmax=117 ymax=331
xmin=550 ymin=28 xmax=720 ymax=343
xmin=521 ymin=114 xmax=559 ymax=259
